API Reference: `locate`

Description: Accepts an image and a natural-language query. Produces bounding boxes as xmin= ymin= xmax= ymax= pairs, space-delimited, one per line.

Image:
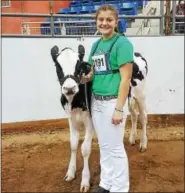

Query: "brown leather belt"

xmin=93 ymin=94 xmax=117 ymax=101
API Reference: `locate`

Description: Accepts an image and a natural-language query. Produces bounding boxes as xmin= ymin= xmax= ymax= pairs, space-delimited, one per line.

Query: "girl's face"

xmin=96 ymin=10 xmax=118 ymax=39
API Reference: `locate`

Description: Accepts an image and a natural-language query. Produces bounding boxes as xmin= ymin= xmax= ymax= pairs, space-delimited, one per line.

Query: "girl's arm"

xmin=115 ymin=63 xmax=133 ymax=110
xmin=112 ymin=62 xmax=133 ymax=125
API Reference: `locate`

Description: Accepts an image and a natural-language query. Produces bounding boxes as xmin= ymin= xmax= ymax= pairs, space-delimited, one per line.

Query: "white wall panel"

xmin=2 ymin=36 xmax=184 ymax=123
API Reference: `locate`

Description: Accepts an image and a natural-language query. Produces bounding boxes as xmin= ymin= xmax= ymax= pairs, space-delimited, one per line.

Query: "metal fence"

xmin=1 ymin=14 xmax=165 ymax=37
xmin=21 ymin=20 xmax=98 ymax=36
xmin=1 ymin=0 xmax=184 ymax=37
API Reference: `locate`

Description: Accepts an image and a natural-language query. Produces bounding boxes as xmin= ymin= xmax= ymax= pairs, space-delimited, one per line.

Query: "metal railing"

xmin=1 ymin=13 xmax=163 ymax=37
xmin=1 ymin=0 xmax=184 ymax=37
xmin=21 ymin=20 xmax=98 ymax=36
xmin=136 ymin=7 xmax=157 ymax=35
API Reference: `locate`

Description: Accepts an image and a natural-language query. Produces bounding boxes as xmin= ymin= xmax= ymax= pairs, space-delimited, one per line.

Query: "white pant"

xmin=91 ymin=97 xmax=129 ymax=192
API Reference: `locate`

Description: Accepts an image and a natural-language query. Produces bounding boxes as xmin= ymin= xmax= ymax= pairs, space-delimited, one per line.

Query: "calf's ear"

xmin=78 ymin=44 xmax=85 ymax=61
xmin=51 ymin=45 xmax=59 ymax=62
xmin=50 ymin=45 xmax=64 ymax=84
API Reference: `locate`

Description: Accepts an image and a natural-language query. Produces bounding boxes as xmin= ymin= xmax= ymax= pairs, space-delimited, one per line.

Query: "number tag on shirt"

xmin=92 ymin=54 xmax=108 ymax=72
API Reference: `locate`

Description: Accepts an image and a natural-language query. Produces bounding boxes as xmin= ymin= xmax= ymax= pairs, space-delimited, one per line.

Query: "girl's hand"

xmin=112 ymin=109 xmax=123 ymax=125
xmin=80 ymin=73 xmax=92 ymax=84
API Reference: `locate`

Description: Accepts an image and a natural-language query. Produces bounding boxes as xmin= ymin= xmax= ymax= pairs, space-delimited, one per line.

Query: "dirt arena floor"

xmin=2 ymin=124 xmax=184 ymax=193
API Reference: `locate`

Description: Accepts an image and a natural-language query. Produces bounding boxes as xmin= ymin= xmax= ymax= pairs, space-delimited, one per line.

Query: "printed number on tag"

xmin=92 ymin=54 xmax=107 ymax=72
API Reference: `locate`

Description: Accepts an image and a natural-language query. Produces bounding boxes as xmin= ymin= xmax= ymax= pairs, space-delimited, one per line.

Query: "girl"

xmin=82 ymin=5 xmax=133 ymax=193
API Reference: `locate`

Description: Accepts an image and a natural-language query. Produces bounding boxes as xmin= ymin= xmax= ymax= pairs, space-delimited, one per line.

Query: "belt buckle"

xmin=96 ymin=95 xmax=102 ymax=101
xmin=94 ymin=94 xmax=116 ymax=101
xmin=105 ymin=96 xmax=109 ymax=100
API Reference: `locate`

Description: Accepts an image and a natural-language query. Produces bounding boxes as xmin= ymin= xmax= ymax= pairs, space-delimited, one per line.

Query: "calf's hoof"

xmin=139 ymin=136 xmax=148 ymax=152
xmin=139 ymin=143 xmax=147 ymax=152
xmin=80 ymin=184 xmax=90 ymax=192
xmin=63 ymin=174 xmax=75 ymax=181
xmin=129 ymin=135 xmax=136 ymax=145
xmin=64 ymin=166 xmax=76 ymax=181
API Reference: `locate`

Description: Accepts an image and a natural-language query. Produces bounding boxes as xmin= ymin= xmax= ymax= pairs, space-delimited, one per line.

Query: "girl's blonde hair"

xmin=95 ymin=4 xmax=119 ymax=21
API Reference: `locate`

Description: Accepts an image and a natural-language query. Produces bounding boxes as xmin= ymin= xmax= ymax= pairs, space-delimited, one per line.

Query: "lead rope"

xmin=84 ymin=83 xmax=90 ymax=113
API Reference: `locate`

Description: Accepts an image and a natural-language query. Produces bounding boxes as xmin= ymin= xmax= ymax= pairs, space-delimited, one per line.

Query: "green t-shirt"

xmin=88 ymin=33 xmax=134 ymax=96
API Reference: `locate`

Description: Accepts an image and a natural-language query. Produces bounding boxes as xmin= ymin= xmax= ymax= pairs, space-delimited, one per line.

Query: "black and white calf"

xmin=128 ymin=52 xmax=148 ymax=152
xmin=51 ymin=45 xmax=94 ymax=192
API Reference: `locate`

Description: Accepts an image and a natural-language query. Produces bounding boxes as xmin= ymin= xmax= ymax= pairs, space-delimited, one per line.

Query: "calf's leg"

xmin=136 ymin=96 xmax=148 ymax=152
xmin=129 ymin=97 xmax=139 ymax=145
xmin=64 ymin=117 xmax=80 ymax=181
xmin=80 ymin=113 xmax=94 ymax=192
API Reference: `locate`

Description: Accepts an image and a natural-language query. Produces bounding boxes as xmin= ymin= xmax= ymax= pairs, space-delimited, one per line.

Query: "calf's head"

xmin=50 ymin=45 xmax=91 ymax=100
